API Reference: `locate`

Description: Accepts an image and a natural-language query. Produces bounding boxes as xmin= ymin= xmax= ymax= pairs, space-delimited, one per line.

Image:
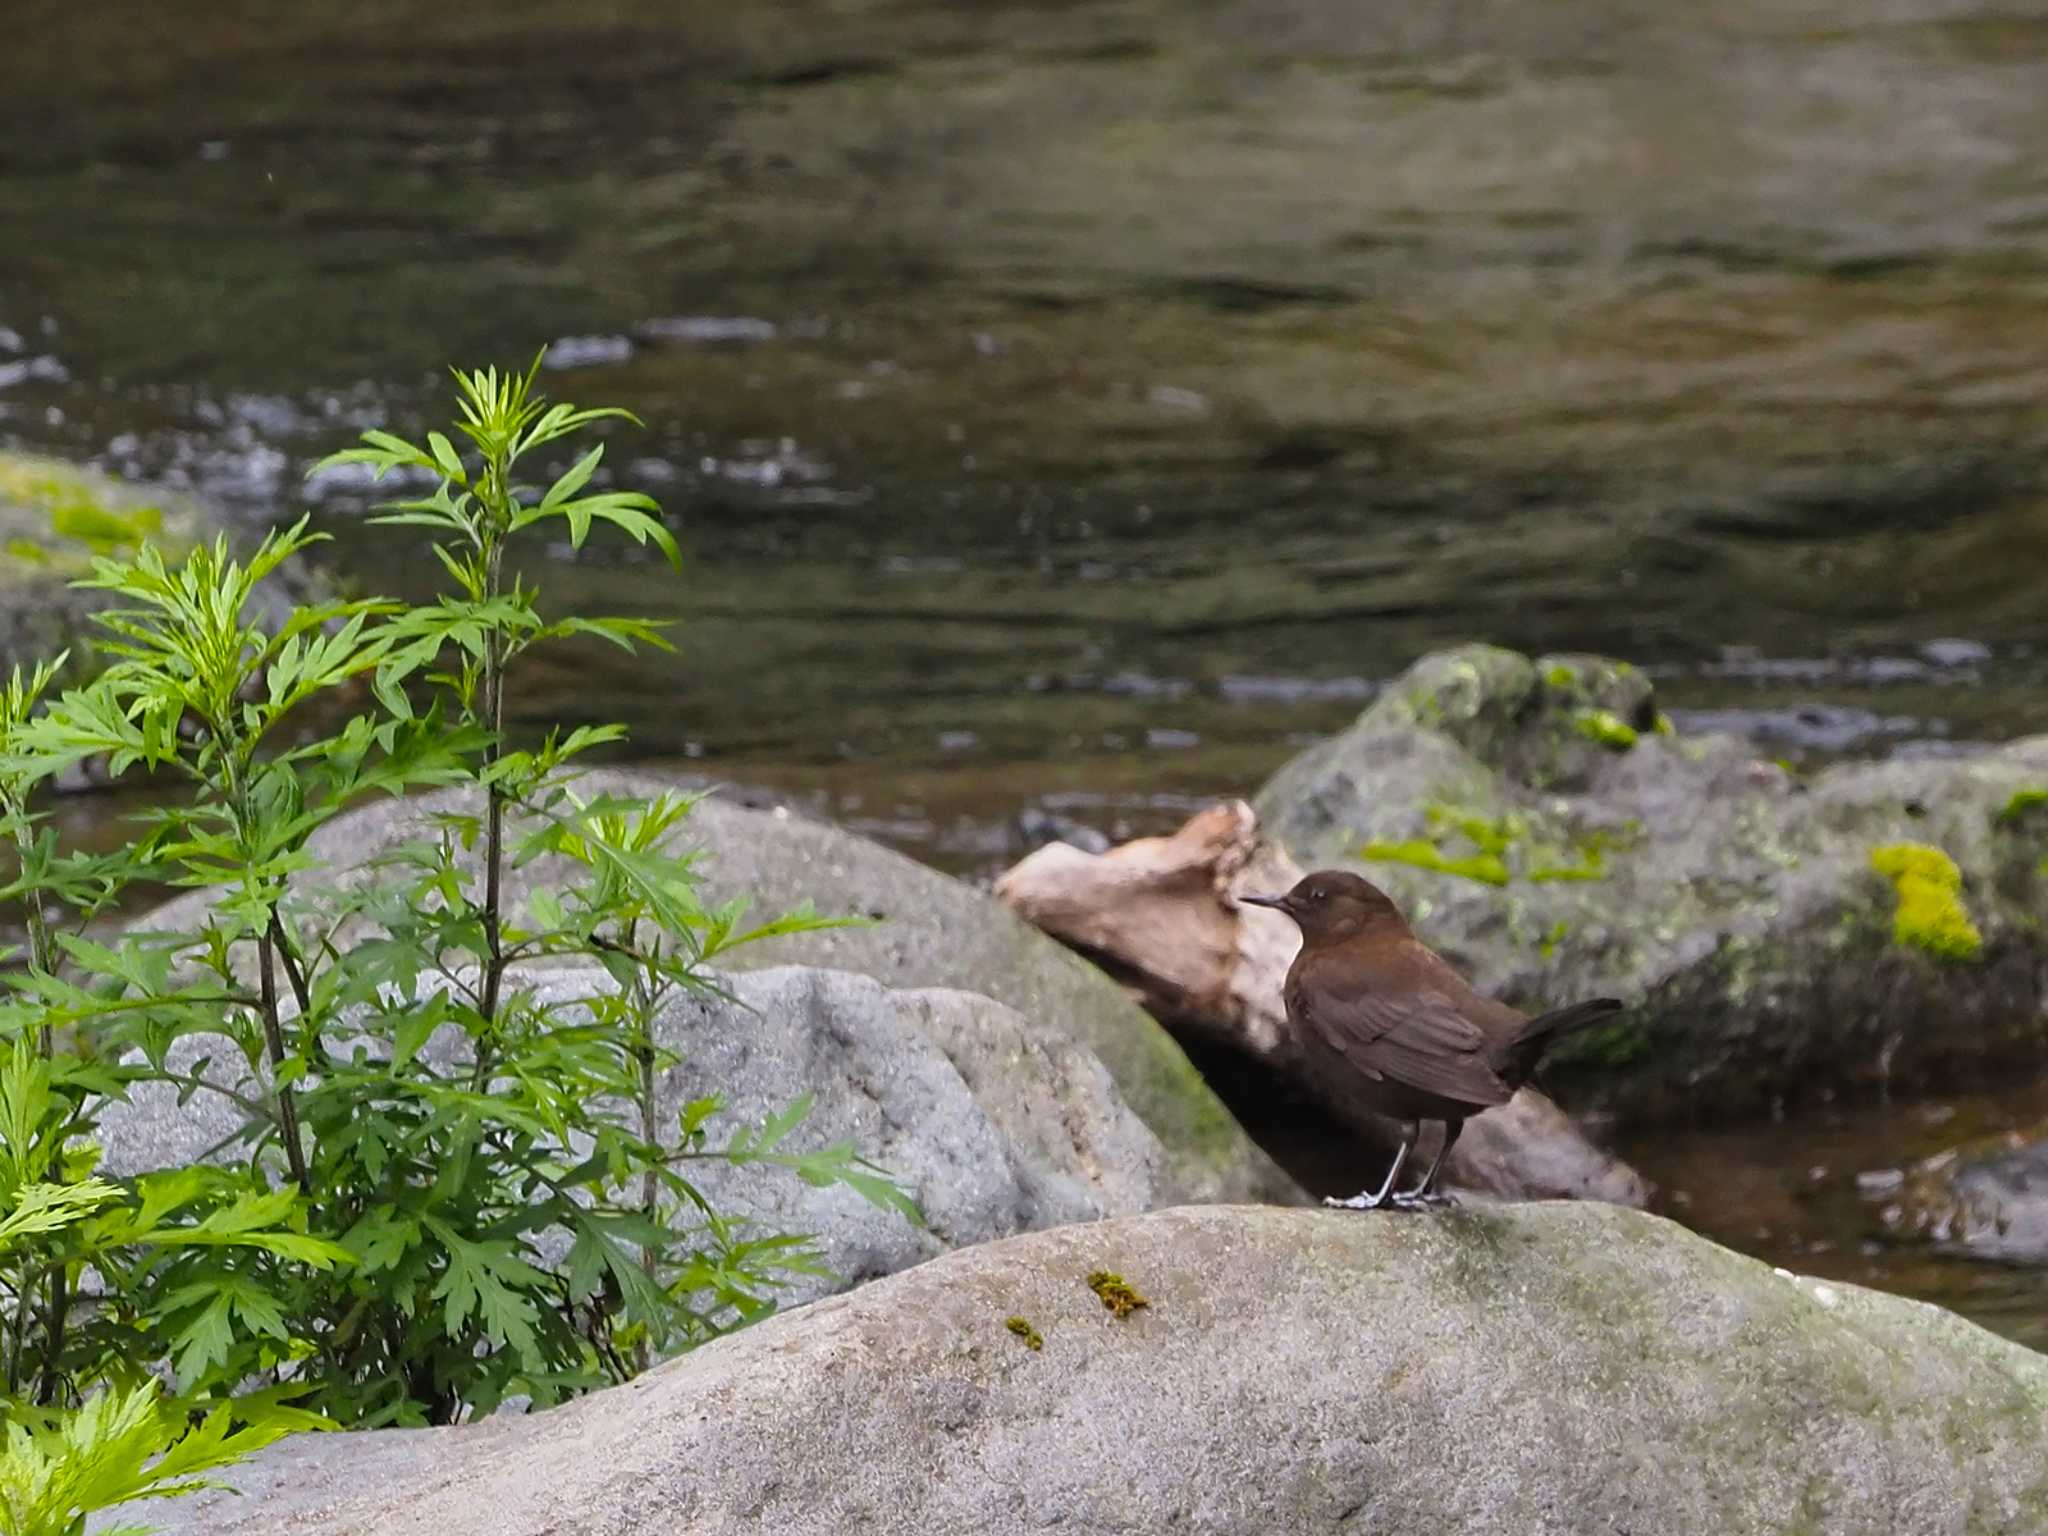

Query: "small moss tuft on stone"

xmin=1870 ymin=843 xmax=1983 ymax=962
xmin=1086 ymin=1270 xmax=1149 ymax=1319
xmin=1572 ymin=708 xmax=1639 ymax=750
xmin=1005 ymin=1316 xmax=1044 ymax=1351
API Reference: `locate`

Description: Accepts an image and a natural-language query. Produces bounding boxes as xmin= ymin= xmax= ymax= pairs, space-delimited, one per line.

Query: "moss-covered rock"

xmin=128 ymin=1204 xmax=2048 ymax=1536
xmin=1254 ymin=642 xmax=2048 ymax=1124
xmin=0 ymin=449 xmax=325 ymax=676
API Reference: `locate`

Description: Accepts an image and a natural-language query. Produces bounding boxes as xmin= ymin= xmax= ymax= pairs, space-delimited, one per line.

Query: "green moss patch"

xmin=1086 ymin=1270 xmax=1149 ymax=1319
xmin=1572 ymin=708 xmax=1639 ymax=750
xmin=1870 ymin=843 xmax=1983 ymax=962
xmin=1359 ymin=803 xmax=1625 ymax=890
xmin=1359 ymin=836 xmax=1511 ymax=886
xmin=1005 ymin=1315 xmax=1043 ymax=1351
xmin=0 ymin=453 xmax=185 ymax=578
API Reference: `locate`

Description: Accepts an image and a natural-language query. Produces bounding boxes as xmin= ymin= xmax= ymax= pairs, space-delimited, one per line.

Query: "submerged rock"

xmin=1870 ymin=1120 xmax=2048 ymax=1264
xmin=996 ymin=798 xmax=1646 ymax=1206
xmin=96 ymin=962 xmax=1170 ymax=1306
xmin=134 ymin=772 xmax=1300 ymax=1207
xmin=117 ymin=1203 xmax=2048 ymax=1536
xmin=1253 ymin=643 xmax=2048 ymax=1123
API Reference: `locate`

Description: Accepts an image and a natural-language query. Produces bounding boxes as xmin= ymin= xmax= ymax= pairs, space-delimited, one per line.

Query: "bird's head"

xmin=1236 ymin=870 xmax=1408 ymax=945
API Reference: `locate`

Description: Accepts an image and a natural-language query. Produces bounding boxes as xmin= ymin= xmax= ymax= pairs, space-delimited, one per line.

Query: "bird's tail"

xmin=1501 ymin=998 xmax=1623 ymax=1081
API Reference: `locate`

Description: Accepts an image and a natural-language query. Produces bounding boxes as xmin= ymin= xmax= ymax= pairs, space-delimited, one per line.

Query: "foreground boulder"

xmin=1253 ymin=643 xmax=2048 ymax=1122
xmin=98 ymin=963 xmax=1171 ymax=1304
xmin=122 ymin=1203 xmax=2048 ymax=1536
xmin=997 ymin=799 xmax=1646 ymax=1206
xmin=135 ymin=772 xmax=1297 ymax=1207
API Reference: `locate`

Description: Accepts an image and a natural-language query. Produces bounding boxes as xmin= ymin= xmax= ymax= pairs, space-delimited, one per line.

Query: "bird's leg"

xmin=1395 ymin=1118 xmax=1464 ymax=1208
xmin=1324 ymin=1125 xmax=1413 ymax=1212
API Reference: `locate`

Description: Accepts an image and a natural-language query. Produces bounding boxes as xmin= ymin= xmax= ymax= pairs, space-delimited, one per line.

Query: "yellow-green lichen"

xmin=1652 ymin=712 xmax=1675 ymax=736
xmin=1870 ymin=843 xmax=1982 ymax=962
xmin=1573 ymin=708 xmax=1639 ymax=750
xmin=1005 ymin=1315 xmax=1043 ymax=1351
xmin=1543 ymin=663 xmax=1579 ymax=690
xmin=1086 ymin=1270 xmax=1148 ymax=1319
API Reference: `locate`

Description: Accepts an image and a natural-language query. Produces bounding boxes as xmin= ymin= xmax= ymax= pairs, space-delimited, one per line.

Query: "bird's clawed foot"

xmin=1323 ymin=1191 xmax=1393 ymax=1212
xmin=1394 ymin=1188 xmax=1458 ymax=1210
xmin=1322 ymin=1188 xmax=1458 ymax=1213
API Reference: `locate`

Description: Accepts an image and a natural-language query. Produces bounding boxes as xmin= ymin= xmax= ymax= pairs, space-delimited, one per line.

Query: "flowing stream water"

xmin=6 ymin=0 xmax=2048 ymax=1348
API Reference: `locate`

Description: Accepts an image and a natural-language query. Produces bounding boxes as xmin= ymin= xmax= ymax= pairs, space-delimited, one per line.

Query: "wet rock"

xmin=0 ymin=449 xmax=324 ymax=676
xmin=996 ymin=800 xmax=1647 ymax=1206
xmin=134 ymin=771 xmax=1301 ymax=1208
xmin=1253 ymin=643 xmax=2048 ymax=1124
xmin=1870 ymin=1121 xmax=2048 ymax=1264
xmin=96 ymin=963 xmax=1170 ymax=1307
xmin=115 ymin=1203 xmax=2048 ymax=1536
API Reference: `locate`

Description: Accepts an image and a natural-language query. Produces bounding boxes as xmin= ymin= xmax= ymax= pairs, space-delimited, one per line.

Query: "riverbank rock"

xmin=996 ymin=798 xmax=1646 ymax=1206
xmin=1252 ymin=643 xmax=2048 ymax=1124
xmin=0 ymin=449 xmax=322 ymax=678
xmin=97 ymin=962 xmax=1170 ymax=1306
xmin=133 ymin=772 xmax=1298 ymax=1206
xmin=115 ymin=1203 xmax=2048 ymax=1536
xmin=1867 ymin=1120 xmax=2048 ymax=1265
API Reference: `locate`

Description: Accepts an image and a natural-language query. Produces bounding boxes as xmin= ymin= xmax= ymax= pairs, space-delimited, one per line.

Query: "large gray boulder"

xmin=97 ymin=963 xmax=1171 ymax=1305
xmin=136 ymin=772 xmax=1297 ymax=1206
xmin=1255 ymin=643 xmax=2048 ymax=1124
xmin=115 ymin=1203 xmax=2048 ymax=1536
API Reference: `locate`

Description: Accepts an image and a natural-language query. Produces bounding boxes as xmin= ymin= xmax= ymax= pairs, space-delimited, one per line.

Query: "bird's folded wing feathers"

xmin=1299 ymin=976 xmax=1514 ymax=1106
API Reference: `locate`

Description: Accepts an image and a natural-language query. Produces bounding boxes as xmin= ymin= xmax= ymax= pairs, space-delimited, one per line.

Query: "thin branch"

xmin=157 ymin=1071 xmax=274 ymax=1121
xmin=257 ymin=934 xmax=311 ymax=1194
xmin=478 ymin=534 xmax=509 ymax=1028
xmin=268 ymin=914 xmax=316 ymax=1021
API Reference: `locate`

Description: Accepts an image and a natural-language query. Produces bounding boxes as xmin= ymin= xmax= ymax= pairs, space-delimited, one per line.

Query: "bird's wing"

xmin=1295 ymin=948 xmax=1515 ymax=1107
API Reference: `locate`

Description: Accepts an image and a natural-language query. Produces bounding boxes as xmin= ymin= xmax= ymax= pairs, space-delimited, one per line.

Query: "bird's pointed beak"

xmin=1235 ymin=892 xmax=1289 ymax=912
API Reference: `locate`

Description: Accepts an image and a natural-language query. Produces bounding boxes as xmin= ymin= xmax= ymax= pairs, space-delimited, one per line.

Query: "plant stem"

xmin=258 ymin=933 xmax=311 ymax=1194
xmin=268 ymin=914 xmax=316 ymax=1022
xmin=478 ymin=534 xmax=508 ymax=1028
xmin=11 ymin=820 xmax=68 ymax=1395
xmin=629 ymin=923 xmax=658 ymax=1372
xmin=36 ymin=1265 xmax=67 ymax=1406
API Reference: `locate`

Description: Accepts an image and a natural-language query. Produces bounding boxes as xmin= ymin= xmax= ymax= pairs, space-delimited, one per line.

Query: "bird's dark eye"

xmin=1308 ymin=887 xmax=1324 ymax=901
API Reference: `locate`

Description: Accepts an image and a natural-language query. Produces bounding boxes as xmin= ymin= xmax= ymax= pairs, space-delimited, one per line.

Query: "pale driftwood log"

xmin=996 ymin=800 xmax=1647 ymax=1206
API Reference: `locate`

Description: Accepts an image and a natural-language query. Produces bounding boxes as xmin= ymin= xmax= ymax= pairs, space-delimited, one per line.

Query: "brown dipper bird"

xmin=1238 ymin=871 xmax=1621 ymax=1211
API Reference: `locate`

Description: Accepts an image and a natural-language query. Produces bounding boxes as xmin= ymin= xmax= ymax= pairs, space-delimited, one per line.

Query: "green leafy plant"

xmin=0 ymin=1375 xmax=304 ymax=1536
xmin=0 ymin=355 xmax=916 ymax=1450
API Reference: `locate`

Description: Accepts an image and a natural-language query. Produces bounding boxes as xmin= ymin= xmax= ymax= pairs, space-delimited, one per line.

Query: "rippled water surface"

xmin=7 ymin=0 xmax=2048 ymax=1343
